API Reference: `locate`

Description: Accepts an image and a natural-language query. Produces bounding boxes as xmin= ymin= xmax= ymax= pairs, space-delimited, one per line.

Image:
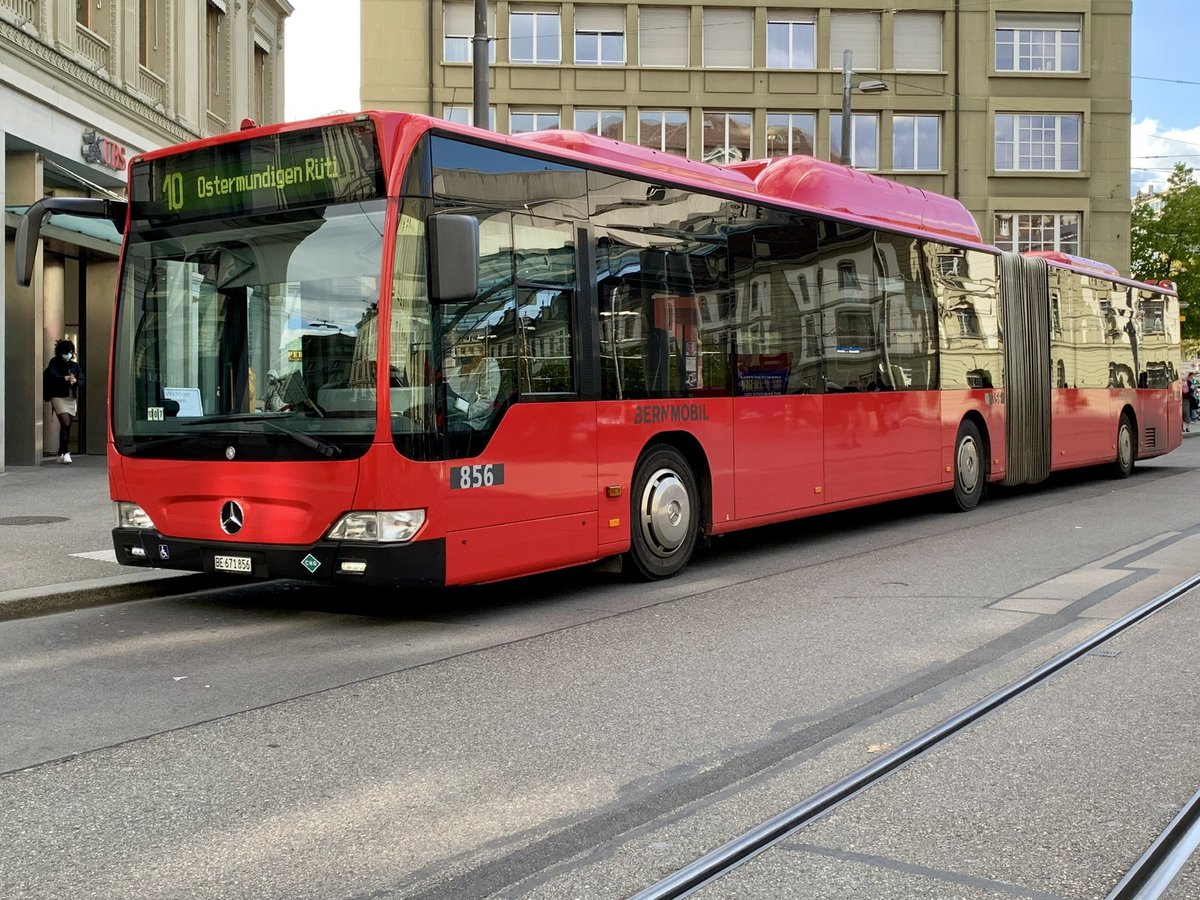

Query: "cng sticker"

xmin=301 ymin=553 xmax=321 ymax=573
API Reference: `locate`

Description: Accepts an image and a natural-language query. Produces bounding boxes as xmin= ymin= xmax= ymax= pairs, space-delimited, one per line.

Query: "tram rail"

xmin=628 ymin=572 xmax=1200 ymax=900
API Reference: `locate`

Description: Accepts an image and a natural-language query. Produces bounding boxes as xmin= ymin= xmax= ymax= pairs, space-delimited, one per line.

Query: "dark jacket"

xmin=43 ymin=356 xmax=84 ymax=402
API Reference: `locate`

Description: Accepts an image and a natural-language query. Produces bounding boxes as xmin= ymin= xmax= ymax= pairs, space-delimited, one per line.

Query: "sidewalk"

xmin=0 ymin=453 xmax=213 ymax=620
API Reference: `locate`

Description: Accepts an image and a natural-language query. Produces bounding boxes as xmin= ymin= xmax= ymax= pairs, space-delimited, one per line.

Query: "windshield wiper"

xmin=179 ymin=413 xmax=342 ymax=458
xmin=125 ymin=434 xmax=195 ymax=455
xmin=261 ymin=418 xmax=341 ymax=458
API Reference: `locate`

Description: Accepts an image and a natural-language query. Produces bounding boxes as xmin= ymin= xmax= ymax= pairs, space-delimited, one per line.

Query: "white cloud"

xmin=1131 ymin=117 xmax=1200 ymax=196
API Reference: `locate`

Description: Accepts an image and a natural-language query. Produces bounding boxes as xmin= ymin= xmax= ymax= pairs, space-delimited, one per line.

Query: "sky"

xmin=282 ymin=1 xmax=361 ymax=122
xmin=1130 ymin=0 xmax=1200 ymax=193
xmin=283 ymin=1 xmax=1199 ymax=197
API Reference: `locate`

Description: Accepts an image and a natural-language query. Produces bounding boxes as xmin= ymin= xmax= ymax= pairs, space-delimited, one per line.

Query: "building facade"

xmin=1 ymin=0 xmax=292 ymax=471
xmin=363 ymin=0 xmax=1131 ymax=269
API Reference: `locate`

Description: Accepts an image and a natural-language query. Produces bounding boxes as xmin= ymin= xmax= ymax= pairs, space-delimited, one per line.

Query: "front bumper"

xmin=112 ymin=528 xmax=447 ymax=588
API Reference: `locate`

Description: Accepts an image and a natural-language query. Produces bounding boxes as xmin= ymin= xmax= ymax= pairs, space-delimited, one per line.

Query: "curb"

xmin=0 ymin=572 xmax=241 ymax=621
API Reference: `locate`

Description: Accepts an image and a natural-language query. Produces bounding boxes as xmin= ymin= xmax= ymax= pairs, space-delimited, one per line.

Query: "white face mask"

xmin=61 ymin=353 xmax=73 ymax=361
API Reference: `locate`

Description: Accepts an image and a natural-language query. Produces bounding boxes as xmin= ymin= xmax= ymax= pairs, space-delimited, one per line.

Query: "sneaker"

xmin=60 ymin=452 xmax=72 ymax=464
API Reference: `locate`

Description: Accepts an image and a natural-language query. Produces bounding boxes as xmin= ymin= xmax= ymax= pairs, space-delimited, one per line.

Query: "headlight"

xmin=116 ymin=501 xmax=156 ymax=530
xmin=328 ymin=510 xmax=426 ymax=543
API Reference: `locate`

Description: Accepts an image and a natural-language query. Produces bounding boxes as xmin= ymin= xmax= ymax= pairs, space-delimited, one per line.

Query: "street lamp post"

xmin=472 ymin=0 xmax=489 ymax=129
xmin=841 ymin=50 xmax=854 ymax=167
xmin=839 ymin=49 xmax=889 ymax=167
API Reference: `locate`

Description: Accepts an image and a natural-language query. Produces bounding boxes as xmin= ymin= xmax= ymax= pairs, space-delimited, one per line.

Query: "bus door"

xmin=821 ymin=229 xmax=941 ymax=503
xmin=1047 ymin=268 xmax=1091 ymax=466
xmin=434 ymin=206 xmax=599 ymax=583
xmin=728 ymin=213 xmax=825 ymax=519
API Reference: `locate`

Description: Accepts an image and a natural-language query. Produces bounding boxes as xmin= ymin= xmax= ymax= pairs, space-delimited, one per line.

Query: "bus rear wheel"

xmin=1111 ymin=413 xmax=1135 ymax=479
xmin=627 ymin=445 xmax=699 ymax=580
xmin=952 ymin=419 xmax=984 ymax=512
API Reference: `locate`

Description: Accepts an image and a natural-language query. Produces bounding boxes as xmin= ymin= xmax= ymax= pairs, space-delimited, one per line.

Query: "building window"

xmin=510 ymin=9 xmax=560 ymax=64
xmin=206 ymin=1 xmax=226 ymax=115
xmin=994 ymin=212 xmax=1080 ymax=254
xmin=894 ymin=11 xmax=941 ymax=71
xmin=444 ymin=2 xmax=496 ymax=63
xmin=510 ymin=111 xmax=560 ymax=133
xmin=444 ymin=105 xmax=497 ymax=130
xmin=638 ymin=110 xmax=688 ymax=156
xmin=838 ymin=260 xmax=858 ymax=289
xmin=703 ymin=8 xmax=752 ymax=68
xmin=830 ymin=113 xmax=878 ymax=169
xmin=952 ymin=302 xmax=981 ymax=338
xmin=703 ymin=111 xmax=751 ymax=163
xmin=995 ymin=114 xmax=1080 ymax=171
xmin=139 ymin=0 xmax=159 ymax=67
xmin=995 ymin=13 xmax=1080 ymax=73
xmin=830 ymin=11 xmax=880 ymax=70
xmin=253 ymin=44 xmax=268 ymax=122
xmin=575 ymin=109 xmax=624 ymax=140
xmin=639 ymin=7 xmax=688 ymax=67
xmin=767 ymin=14 xmax=815 ymax=69
xmin=893 ymin=115 xmax=940 ymax=170
xmin=766 ymin=113 xmax=815 ymax=157
xmin=77 ymin=0 xmax=116 ymax=45
xmin=575 ymin=6 xmax=624 ymax=65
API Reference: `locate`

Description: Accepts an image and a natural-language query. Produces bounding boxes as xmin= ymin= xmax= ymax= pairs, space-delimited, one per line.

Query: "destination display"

xmin=129 ymin=121 xmax=385 ymax=224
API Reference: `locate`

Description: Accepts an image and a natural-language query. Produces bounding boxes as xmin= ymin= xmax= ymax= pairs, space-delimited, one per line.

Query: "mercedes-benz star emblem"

xmin=220 ymin=500 xmax=244 ymax=535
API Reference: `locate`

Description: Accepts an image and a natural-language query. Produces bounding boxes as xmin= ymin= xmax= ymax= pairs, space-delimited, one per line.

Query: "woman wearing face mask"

xmin=43 ymin=338 xmax=84 ymax=464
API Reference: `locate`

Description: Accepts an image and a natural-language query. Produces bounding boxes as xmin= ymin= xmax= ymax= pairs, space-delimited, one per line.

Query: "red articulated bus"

xmin=15 ymin=111 xmax=1183 ymax=588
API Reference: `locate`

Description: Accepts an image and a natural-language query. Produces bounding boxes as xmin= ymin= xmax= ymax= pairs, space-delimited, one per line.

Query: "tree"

xmin=1131 ymin=163 xmax=1200 ymax=341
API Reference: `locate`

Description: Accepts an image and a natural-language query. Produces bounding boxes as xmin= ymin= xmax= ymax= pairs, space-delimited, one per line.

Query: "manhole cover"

xmin=0 ymin=516 xmax=69 ymax=525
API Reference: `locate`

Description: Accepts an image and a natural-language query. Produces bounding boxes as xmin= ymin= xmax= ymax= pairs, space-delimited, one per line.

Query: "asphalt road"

xmin=3 ymin=445 xmax=1200 ymax=899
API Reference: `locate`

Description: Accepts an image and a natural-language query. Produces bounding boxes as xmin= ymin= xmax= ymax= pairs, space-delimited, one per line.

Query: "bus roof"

xmin=726 ymin=155 xmax=983 ymax=245
xmin=1022 ymin=250 xmax=1177 ymax=295
xmin=512 ymin=129 xmax=758 ymax=194
xmin=513 ymin=130 xmax=986 ymax=246
xmin=1022 ymin=249 xmax=1121 ymax=278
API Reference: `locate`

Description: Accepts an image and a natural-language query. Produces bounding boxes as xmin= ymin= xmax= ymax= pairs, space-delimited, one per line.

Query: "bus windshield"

xmin=112 ymin=199 xmax=387 ymax=459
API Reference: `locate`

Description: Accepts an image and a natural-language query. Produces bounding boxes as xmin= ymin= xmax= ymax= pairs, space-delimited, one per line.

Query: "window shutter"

xmin=995 ymin=13 xmax=1080 ymax=31
xmin=575 ymin=5 xmax=624 ymax=33
xmin=767 ymin=8 xmax=815 ymax=25
xmin=640 ymin=7 xmax=688 ymax=67
xmin=894 ymin=12 xmax=941 ymax=71
xmin=703 ymin=8 xmax=752 ymax=68
xmin=446 ymin=2 xmax=494 ymax=34
xmin=445 ymin=2 xmax=472 ymax=35
xmin=830 ymin=12 xmax=879 ymax=69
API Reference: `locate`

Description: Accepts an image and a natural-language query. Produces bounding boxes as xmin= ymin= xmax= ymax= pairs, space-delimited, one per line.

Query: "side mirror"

xmin=428 ymin=214 xmax=479 ymax=302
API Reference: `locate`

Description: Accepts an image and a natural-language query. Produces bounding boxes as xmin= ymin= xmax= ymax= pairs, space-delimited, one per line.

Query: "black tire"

xmin=951 ymin=419 xmax=985 ymax=512
xmin=1111 ymin=413 xmax=1135 ymax=479
xmin=626 ymin=445 xmax=700 ymax=580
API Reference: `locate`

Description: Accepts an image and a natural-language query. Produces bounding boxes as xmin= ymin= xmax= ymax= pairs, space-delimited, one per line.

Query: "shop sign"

xmin=81 ymin=129 xmax=128 ymax=171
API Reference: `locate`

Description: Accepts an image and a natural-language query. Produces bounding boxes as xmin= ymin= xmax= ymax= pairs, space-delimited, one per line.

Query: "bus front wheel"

xmin=952 ymin=420 xmax=984 ymax=512
xmin=627 ymin=445 xmax=699 ymax=580
xmin=1111 ymin=413 xmax=1135 ymax=479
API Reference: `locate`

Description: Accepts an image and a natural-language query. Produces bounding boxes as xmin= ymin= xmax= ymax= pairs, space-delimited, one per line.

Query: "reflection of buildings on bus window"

xmin=930 ymin=246 xmax=1001 ymax=391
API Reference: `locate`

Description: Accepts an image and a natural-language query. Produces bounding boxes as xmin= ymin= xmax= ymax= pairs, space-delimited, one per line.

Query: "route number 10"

xmin=163 ymin=172 xmax=185 ymax=211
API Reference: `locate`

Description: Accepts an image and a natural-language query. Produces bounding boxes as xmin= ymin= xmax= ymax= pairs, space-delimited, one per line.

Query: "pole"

xmin=472 ymin=0 xmax=489 ymax=129
xmin=841 ymin=49 xmax=853 ymax=166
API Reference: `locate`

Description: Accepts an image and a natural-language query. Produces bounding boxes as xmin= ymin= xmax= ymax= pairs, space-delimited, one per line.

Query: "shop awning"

xmin=4 ymin=205 xmax=122 ymax=256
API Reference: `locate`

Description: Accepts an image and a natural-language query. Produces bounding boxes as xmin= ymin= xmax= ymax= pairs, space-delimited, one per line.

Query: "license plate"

xmin=214 ymin=554 xmax=253 ymax=573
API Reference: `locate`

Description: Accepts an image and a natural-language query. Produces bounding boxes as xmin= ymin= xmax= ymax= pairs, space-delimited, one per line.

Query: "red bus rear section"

xmin=15 ymin=110 xmax=1181 ymax=589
